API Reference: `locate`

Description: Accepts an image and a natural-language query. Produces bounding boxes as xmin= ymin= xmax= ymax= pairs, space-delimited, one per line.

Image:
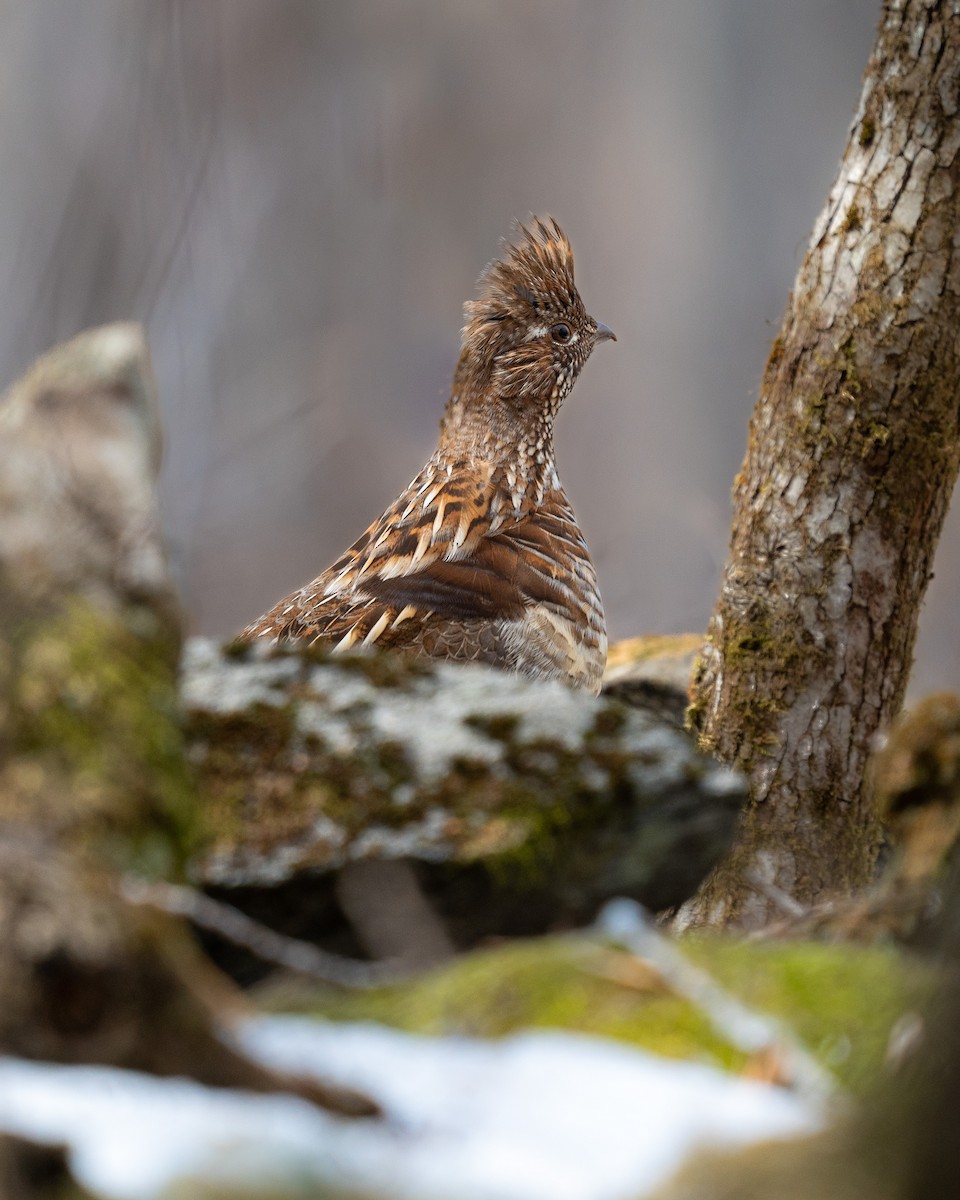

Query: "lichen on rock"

xmin=183 ymin=637 xmax=747 ymax=926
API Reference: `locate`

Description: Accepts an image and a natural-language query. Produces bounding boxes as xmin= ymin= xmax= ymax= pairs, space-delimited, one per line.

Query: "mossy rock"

xmin=259 ymin=933 xmax=933 ymax=1098
xmin=2 ymin=596 xmax=197 ymax=875
xmin=602 ymin=633 xmax=702 ymax=723
xmin=0 ymin=323 xmax=196 ymax=875
xmin=184 ymin=639 xmax=746 ymax=924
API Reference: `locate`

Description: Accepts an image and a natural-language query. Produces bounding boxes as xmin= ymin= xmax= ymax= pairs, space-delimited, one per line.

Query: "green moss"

xmin=220 ymin=638 xmax=253 ymax=661
xmin=485 ymin=814 xmax=573 ymax=884
xmin=6 ymin=597 xmax=197 ymax=875
xmin=188 ymin=647 xmax=733 ymax=901
xmin=684 ymin=937 xmax=931 ymax=1095
xmin=267 ymin=936 xmax=735 ymax=1067
xmin=191 ymin=703 xmax=296 ymax=768
xmin=461 ymin=699 xmax=689 ymax=891
xmin=859 ymin=116 xmax=876 ymax=147
xmin=262 ymin=934 xmax=933 ymax=1095
xmin=861 ymin=421 xmax=892 ymax=458
xmin=841 ymin=203 xmax=862 ymax=234
xmin=590 ymin=706 xmax=628 ymax=738
xmin=463 ymin=712 xmax=521 ymax=741
xmin=850 ymin=291 xmax=888 ymax=325
xmin=799 ymin=391 xmax=832 ymax=441
xmin=685 ymin=652 xmax=710 ymax=733
xmin=698 ymin=597 xmax=830 ymax=774
xmin=732 ymin=633 xmax=770 ymax=655
xmin=312 ymin=646 xmax=434 ymax=687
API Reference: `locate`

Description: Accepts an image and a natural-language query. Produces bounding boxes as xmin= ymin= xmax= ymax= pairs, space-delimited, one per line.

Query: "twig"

xmin=121 ymin=877 xmax=413 ymax=990
xmin=597 ymin=898 xmax=845 ymax=1109
xmin=743 ymin=867 xmax=808 ymax=919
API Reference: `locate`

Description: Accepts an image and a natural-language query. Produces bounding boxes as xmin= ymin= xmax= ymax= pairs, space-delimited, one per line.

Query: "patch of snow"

xmin=0 ymin=1020 xmax=823 ymax=1200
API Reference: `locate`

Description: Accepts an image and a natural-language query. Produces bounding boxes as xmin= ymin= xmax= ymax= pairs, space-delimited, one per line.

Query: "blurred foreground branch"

xmin=0 ymin=324 xmax=375 ymax=1118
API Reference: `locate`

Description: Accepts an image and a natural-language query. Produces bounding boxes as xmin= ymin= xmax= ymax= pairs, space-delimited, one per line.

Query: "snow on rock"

xmin=0 ymin=1018 xmax=821 ymax=1200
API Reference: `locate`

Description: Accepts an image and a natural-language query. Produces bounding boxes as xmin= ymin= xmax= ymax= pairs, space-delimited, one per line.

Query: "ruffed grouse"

xmin=242 ymin=218 xmax=614 ymax=693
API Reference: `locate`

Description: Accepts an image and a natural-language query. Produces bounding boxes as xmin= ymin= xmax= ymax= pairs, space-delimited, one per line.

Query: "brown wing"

xmin=242 ymin=458 xmax=599 ymax=676
xmin=242 ymin=456 xmax=505 ymax=645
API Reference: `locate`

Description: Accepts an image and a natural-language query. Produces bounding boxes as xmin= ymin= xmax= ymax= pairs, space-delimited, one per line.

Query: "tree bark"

xmin=685 ymin=0 xmax=960 ymax=928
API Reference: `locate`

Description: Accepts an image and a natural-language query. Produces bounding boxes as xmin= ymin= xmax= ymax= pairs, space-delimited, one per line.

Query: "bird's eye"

xmin=551 ymin=322 xmax=571 ymax=343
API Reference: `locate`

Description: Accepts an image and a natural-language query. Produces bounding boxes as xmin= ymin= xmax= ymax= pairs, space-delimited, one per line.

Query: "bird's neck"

xmin=438 ymin=359 xmax=560 ymax=510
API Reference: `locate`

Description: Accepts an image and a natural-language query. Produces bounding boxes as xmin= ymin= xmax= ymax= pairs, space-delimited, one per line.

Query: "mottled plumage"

xmin=243 ymin=218 xmax=614 ymax=692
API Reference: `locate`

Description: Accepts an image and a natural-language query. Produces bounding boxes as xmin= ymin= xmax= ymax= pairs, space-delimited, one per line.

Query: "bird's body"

xmin=243 ymin=218 xmax=614 ymax=693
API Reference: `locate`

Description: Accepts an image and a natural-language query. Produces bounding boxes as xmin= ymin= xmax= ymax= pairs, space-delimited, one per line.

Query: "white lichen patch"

xmin=182 ymin=637 xmax=301 ymax=712
xmin=296 ymin=698 xmax=360 ymax=757
xmin=195 ymin=813 xmax=350 ymax=887
xmin=349 ymin=809 xmax=459 ymax=862
xmin=183 ymin=641 xmax=746 ymax=893
xmin=300 ymin=661 xmax=597 ymax=783
xmin=700 ymin=764 xmax=748 ymax=799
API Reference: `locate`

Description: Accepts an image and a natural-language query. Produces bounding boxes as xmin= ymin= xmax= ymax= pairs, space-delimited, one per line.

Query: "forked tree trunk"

xmin=685 ymin=0 xmax=960 ymax=928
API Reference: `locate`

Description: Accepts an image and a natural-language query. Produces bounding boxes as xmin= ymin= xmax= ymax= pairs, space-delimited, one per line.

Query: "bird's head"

xmin=459 ymin=217 xmax=615 ymax=417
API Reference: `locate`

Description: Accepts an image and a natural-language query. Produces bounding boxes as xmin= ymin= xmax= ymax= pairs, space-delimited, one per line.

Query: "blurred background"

xmin=1 ymin=1 xmax=956 ymax=697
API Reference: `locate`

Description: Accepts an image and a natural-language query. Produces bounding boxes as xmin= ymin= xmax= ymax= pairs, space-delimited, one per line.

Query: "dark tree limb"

xmin=686 ymin=1 xmax=960 ymax=927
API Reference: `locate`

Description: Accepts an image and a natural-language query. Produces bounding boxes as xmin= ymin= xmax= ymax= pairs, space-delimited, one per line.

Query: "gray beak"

xmin=593 ymin=321 xmax=617 ymax=344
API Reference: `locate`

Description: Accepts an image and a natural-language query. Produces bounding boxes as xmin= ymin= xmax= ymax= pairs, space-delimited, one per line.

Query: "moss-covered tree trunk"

xmin=686 ymin=1 xmax=960 ymax=928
